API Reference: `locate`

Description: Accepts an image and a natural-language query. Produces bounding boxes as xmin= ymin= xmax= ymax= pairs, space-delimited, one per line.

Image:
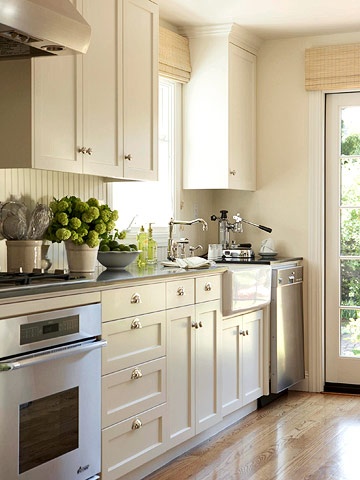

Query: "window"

xmin=112 ymin=77 xmax=180 ymax=245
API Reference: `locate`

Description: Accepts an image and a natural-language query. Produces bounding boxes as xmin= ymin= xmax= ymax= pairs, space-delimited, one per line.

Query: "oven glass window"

xmin=19 ymin=387 xmax=79 ymax=474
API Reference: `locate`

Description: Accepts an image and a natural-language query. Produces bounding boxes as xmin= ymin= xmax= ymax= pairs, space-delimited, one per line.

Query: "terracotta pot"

xmin=65 ymin=241 xmax=99 ymax=273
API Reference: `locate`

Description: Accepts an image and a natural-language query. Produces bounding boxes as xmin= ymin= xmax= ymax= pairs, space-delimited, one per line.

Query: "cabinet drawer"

xmin=195 ymin=274 xmax=221 ymax=303
xmin=166 ymin=278 xmax=195 ymax=309
xmin=102 ymin=357 xmax=166 ymax=428
xmin=102 ymin=283 xmax=166 ymax=321
xmin=102 ymin=403 xmax=167 ymax=480
xmin=102 ymin=311 xmax=166 ymax=374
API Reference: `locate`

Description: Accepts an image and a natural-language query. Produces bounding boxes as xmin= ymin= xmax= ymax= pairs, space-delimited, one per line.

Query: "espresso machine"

xmin=210 ymin=210 xmax=272 ymax=260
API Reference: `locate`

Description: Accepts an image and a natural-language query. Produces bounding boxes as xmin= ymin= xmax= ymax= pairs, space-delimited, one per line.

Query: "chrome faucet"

xmin=167 ymin=218 xmax=208 ymax=260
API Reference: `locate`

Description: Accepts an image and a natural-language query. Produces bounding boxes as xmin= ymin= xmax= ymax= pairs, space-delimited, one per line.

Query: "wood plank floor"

xmin=144 ymin=391 xmax=360 ymax=480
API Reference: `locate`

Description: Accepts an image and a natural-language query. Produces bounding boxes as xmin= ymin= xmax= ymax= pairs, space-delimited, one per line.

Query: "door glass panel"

xmin=340 ymin=157 xmax=360 ymax=205
xmin=340 ymin=309 xmax=360 ymax=357
xmin=340 ymin=260 xmax=360 ymax=306
xmin=340 ymin=209 xmax=360 ymax=255
xmin=19 ymin=387 xmax=79 ymax=474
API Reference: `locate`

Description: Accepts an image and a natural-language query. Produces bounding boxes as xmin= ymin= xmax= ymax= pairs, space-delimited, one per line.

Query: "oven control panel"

xmin=20 ymin=315 xmax=79 ymax=345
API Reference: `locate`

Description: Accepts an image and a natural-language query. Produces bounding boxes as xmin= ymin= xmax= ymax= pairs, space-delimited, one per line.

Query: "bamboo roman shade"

xmin=305 ymin=43 xmax=360 ymax=91
xmin=159 ymin=26 xmax=191 ymax=83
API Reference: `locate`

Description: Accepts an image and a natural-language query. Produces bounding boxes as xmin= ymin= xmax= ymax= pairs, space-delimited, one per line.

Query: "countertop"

xmin=0 ymin=256 xmax=303 ymax=303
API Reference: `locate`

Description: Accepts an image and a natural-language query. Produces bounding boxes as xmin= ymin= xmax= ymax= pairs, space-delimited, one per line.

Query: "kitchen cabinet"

xmin=167 ymin=275 xmax=222 ymax=449
xmin=0 ymin=0 xmax=158 ymax=181
xmin=182 ymin=24 xmax=261 ymax=191
xmin=222 ymin=309 xmax=264 ymax=416
xmin=101 ymin=282 xmax=167 ymax=480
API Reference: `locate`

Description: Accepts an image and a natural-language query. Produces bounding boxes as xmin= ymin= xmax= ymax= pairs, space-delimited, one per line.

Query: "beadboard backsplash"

xmin=0 ymin=169 xmax=111 ymax=272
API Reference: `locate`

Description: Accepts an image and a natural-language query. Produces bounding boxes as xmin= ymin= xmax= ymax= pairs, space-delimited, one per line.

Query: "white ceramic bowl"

xmin=97 ymin=250 xmax=140 ymax=270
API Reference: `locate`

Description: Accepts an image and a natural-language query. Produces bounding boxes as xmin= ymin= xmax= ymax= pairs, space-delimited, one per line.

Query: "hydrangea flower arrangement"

xmin=45 ymin=196 xmax=119 ymax=248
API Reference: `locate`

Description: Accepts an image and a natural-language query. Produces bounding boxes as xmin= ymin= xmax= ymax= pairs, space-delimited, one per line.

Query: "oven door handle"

xmin=0 ymin=339 xmax=107 ymax=371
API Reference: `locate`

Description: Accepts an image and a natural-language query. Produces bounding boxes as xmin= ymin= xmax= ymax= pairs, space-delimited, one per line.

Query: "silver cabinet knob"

xmin=125 ymin=154 xmax=133 ymax=161
xmin=177 ymin=286 xmax=185 ymax=296
xmin=131 ymin=293 xmax=141 ymax=304
xmin=131 ymin=418 xmax=142 ymax=430
xmin=204 ymin=282 xmax=212 ymax=291
xmin=131 ymin=318 xmax=142 ymax=329
xmin=131 ymin=368 xmax=143 ymax=380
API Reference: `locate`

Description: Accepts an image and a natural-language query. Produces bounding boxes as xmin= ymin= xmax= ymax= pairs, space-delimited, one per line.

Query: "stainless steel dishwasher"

xmin=270 ymin=265 xmax=304 ymax=393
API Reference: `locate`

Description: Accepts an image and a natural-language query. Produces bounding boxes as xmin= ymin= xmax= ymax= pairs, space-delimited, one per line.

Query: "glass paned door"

xmin=326 ymin=92 xmax=360 ymax=384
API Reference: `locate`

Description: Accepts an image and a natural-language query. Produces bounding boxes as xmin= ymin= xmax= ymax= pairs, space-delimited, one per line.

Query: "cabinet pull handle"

xmin=177 ymin=286 xmax=185 ymax=296
xmin=131 ymin=293 xmax=141 ymax=304
xmin=131 ymin=318 xmax=142 ymax=329
xmin=131 ymin=368 xmax=143 ymax=380
xmin=192 ymin=321 xmax=198 ymax=329
xmin=78 ymin=146 xmax=86 ymax=154
xmin=131 ymin=418 xmax=142 ymax=430
xmin=246 ymin=329 xmax=249 ymax=335
xmin=204 ymin=282 xmax=212 ymax=292
xmin=85 ymin=147 xmax=93 ymax=155
xmin=125 ymin=153 xmax=133 ymax=161
xmin=239 ymin=330 xmax=246 ymax=336
xmin=199 ymin=321 xmax=203 ymax=328
xmin=229 ymin=169 xmax=237 ymax=176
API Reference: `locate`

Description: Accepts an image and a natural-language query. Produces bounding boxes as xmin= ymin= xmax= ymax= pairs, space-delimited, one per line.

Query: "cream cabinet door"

xmin=81 ymin=0 xmax=123 ymax=178
xmin=195 ymin=300 xmax=222 ymax=433
xmin=123 ymin=0 xmax=158 ymax=181
xmin=228 ymin=44 xmax=256 ymax=191
xmin=222 ymin=309 xmax=263 ymax=417
xmin=166 ymin=305 xmax=196 ymax=449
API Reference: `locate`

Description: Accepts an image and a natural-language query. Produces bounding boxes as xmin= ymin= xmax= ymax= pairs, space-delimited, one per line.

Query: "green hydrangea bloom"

xmin=56 ymin=212 xmax=69 ymax=226
xmin=82 ymin=206 xmax=100 ymax=223
xmin=69 ymin=217 xmax=82 ymax=230
xmin=55 ymin=228 xmax=71 ymax=241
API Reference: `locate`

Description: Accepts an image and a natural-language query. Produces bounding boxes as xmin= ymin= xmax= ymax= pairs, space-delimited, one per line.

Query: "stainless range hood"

xmin=0 ymin=0 xmax=91 ymax=59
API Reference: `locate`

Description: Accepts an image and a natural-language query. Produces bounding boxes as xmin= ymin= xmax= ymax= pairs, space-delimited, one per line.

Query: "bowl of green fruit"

xmin=97 ymin=230 xmax=140 ymax=270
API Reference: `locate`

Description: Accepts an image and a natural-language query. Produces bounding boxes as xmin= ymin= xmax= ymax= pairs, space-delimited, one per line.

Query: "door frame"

xmin=308 ymin=90 xmax=360 ymax=391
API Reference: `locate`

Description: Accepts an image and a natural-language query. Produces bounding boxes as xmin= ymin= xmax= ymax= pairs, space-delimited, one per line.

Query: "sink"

xmin=222 ymin=264 xmax=272 ymax=316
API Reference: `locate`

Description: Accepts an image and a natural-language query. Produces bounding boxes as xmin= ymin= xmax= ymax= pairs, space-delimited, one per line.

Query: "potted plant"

xmin=45 ymin=196 xmax=119 ymax=272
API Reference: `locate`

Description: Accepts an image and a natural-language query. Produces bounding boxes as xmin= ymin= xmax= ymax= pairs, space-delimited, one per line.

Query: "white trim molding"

xmin=308 ymin=91 xmax=325 ymax=392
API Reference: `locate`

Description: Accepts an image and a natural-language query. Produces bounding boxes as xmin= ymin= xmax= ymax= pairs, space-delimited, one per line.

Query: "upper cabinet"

xmin=182 ymin=25 xmax=261 ymax=191
xmin=0 ymin=0 xmax=158 ymax=181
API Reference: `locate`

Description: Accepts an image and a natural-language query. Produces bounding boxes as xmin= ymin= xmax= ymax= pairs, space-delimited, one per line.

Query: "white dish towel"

xmin=162 ymin=257 xmax=215 ymax=269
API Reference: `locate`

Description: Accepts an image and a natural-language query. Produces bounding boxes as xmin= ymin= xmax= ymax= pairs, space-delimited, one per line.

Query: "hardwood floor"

xmin=144 ymin=391 xmax=360 ymax=480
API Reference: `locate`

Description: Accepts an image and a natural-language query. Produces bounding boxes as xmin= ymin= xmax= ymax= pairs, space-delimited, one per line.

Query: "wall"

xmin=211 ymin=29 xmax=360 ymax=388
xmin=0 ymin=170 xmax=110 ymax=271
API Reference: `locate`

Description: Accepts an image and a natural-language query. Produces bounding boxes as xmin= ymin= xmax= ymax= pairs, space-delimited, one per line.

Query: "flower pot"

xmin=6 ymin=240 xmax=43 ymax=273
xmin=65 ymin=241 xmax=99 ymax=273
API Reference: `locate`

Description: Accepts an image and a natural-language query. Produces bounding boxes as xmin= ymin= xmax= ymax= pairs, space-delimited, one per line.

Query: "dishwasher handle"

xmin=0 ymin=339 xmax=107 ymax=372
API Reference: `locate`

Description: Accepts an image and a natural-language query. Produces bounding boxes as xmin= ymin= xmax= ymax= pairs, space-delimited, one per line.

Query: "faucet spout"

xmin=167 ymin=218 xmax=208 ymax=260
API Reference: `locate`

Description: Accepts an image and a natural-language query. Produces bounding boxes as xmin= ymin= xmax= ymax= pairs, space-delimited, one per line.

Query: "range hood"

xmin=0 ymin=0 xmax=91 ymax=59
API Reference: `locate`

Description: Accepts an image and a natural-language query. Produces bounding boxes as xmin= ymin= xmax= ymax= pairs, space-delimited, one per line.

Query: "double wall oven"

xmin=0 ymin=301 xmax=106 ymax=480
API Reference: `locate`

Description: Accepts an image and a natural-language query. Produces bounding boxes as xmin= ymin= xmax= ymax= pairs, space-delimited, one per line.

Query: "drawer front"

xmin=102 ymin=403 xmax=167 ymax=480
xmin=102 ymin=357 xmax=166 ymax=428
xmin=195 ymin=274 xmax=221 ymax=303
xmin=102 ymin=283 xmax=166 ymax=321
xmin=102 ymin=311 xmax=166 ymax=374
xmin=166 ymin=278 xmax=195 ymax=309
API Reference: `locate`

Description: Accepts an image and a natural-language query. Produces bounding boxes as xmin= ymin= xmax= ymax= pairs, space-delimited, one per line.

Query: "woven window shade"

xmin=159 ymin=26 xmax=191 ymax=83
xmin=305 ymin=43 xmax=360 ymax=91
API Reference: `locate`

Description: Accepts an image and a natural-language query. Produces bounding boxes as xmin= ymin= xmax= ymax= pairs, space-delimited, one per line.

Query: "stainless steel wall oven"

xmin=0 ymin=303 xmax=105 ymax=480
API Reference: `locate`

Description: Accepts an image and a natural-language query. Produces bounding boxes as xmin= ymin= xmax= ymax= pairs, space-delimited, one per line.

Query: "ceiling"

xmin=158 ymin=0 xmax=360 ymax=40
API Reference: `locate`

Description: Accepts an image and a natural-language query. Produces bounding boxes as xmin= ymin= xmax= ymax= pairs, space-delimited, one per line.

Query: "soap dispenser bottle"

xmin=137 ymin=225 xmax=148 ymax=266
xmin=147 ymin=223 xmax=157 ymax=265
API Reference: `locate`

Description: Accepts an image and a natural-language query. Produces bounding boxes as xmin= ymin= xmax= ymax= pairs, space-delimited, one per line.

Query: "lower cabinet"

xmin=167 ymin=299 xmax=222 ymax=449
xmin=100 ymin=275 xmax=264 ymax=479
xmin=222 ymin=309 xmax=264 ymax=416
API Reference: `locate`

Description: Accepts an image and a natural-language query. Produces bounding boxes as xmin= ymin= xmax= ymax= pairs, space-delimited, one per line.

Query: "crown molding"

xmin=178 ymin=23 xmax=263 ymax=54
